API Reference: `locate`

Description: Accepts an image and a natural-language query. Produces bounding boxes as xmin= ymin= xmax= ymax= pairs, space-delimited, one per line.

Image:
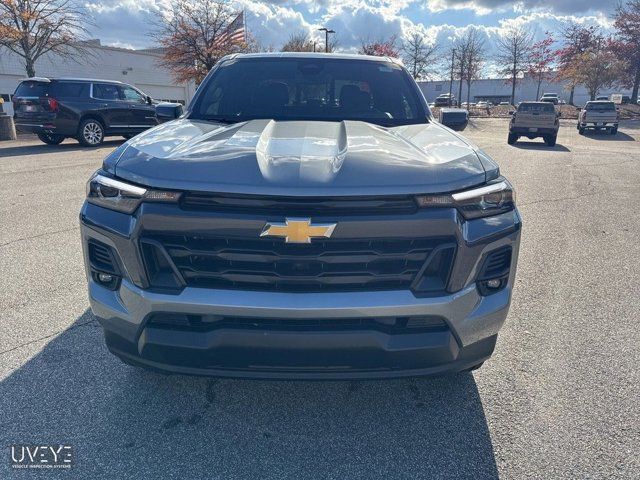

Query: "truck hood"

xmin=110 ymin=118 xmax=493 ymax=196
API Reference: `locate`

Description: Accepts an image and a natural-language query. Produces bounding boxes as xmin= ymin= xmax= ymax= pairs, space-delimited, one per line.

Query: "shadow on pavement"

xmin=0 ymin=138 xmax=125 ymax=158
xmin=580 ymin=130 xmax=635 ymax=141
xmin=0 ymin=309 xmax=498 ymax=479
xmin=512 ymin=141 xmax=570 ymax=152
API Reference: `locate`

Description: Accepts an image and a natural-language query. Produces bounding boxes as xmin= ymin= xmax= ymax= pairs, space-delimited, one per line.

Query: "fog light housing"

xmin=476 ymin=247 xmax=512 ymax=296
xmin=91 ymin=270 xmax=120 ymax=290
xmin=98 ymin=273 xmax=114 ymax=283
xmin=477 ymin=277 xmax=507 ymax=296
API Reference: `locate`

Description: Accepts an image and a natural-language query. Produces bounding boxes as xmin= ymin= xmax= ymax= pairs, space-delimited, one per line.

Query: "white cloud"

xmin=426 ymin=0 xmax=614 ymax=15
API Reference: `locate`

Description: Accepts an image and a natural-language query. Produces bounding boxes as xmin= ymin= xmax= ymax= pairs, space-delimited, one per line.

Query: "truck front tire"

xmin=507 ymin=132 xmax=518 ymax=145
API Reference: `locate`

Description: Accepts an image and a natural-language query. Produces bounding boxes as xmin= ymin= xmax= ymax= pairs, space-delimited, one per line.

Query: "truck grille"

xmin=143 ymin=233 xmax=450 ymax=292
xmin=180 ymin=192 xmax=418 ymax=216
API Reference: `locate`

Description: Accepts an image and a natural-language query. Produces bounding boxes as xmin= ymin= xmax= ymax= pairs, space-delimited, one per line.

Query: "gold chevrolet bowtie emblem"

xmin=260 ymin=218 xmax=337 ymax=244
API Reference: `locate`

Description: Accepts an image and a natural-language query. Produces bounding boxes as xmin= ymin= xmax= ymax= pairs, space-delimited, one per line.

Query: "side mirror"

xmin=155 ymin=102 xmax=183 ymax=123
xmin=146 ymin=95 xmax=153 ymax=105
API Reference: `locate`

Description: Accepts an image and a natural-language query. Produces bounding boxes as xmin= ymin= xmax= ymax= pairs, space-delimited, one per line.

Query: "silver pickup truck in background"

xmin=578 ymin=101 xmax=619 ymax=135
xmin=508 ymin=101 xmax=560 ymax=146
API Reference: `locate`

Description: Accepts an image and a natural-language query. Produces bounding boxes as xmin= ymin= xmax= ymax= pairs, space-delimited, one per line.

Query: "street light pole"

xmin=318 ymin=27 xmax=335 ymax=53
xmin=449 ymin=48 xmax=456 ymax=107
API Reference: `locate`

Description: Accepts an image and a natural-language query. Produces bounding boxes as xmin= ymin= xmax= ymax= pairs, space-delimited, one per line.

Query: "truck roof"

xmin=232 ymin=52 xmax=402 ymax=64
xmin=20 ymin=77 xmax=124 ymax=85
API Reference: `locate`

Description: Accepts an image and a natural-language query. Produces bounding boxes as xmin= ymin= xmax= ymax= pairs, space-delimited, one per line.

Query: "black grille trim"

xmin=88 ymin=240 xmax=119 ymax=275
xmin=181 ymin=192 xmax=419 ymax=216
xmin=478 ymin=247 xmax=512 ymax=280
xmin=146 ymin=313 xmax=449 ymax=334
xmin=142 ymin=233 xmax=455 ymax=293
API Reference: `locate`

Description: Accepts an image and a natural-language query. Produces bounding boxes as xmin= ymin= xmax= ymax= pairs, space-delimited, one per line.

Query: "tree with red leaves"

xmin=555 ymin=24 xmax=599 ymax=105
xmin=152 ymin=0 xmax=250 ymax=84
xmin=611 ymin=0 xmax=640 ymax=103
xmin=527 ymin=33 xmax=555 ymax=100
xmin=359 ymin=36 xmax=400 ymax=58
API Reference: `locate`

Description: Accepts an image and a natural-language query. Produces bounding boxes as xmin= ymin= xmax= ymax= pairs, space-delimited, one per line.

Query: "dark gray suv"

xmin=80 ymin=53 xmax=522 ymax=379
xmin=12 ymin=77 xmax=157 ymax=146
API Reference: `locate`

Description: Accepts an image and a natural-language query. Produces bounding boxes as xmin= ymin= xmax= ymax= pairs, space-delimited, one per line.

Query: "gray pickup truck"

xmin=508 ymin=101 xmax=560 ymax=146
xmin=80 ymin=53 xmax=521 ymax=379
xmin=578 ymin=101 xmax=619 ymax=135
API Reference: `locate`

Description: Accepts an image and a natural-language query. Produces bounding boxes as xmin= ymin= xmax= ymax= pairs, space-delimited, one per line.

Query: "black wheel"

xmin=610 ymin=127 xmax=618 ymax=135
xmin=77 ymin=118 xmax=104 ymax=147
xmin=507 ymin=132 xmax=517 ymax=145
xmin=544 ymin=134 xmax=557 ymax=146
xmin=37 ymin=133 xmax=65 ymax=145
xmin=578 ymin=127 xmax=585 ymax=135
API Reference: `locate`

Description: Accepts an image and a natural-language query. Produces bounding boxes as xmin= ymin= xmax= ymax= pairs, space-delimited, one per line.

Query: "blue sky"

xmin=86 ymin=0 xmax=618 ymax=77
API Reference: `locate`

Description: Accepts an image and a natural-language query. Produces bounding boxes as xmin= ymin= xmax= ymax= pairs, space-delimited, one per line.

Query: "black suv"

xmin=12 ymin=77 xmax=158 ymax=146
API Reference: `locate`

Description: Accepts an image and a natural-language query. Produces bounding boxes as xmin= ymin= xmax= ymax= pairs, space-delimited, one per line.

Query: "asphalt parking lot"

xmin=1 ymin=119 xmax=639 ymax=479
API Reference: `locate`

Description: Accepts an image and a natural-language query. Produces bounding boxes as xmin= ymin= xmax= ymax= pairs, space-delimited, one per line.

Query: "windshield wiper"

xmin=201 ymin=116 xmax=243 ymax=124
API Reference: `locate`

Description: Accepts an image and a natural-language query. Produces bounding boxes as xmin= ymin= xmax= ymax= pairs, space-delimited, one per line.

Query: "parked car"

xmin=81 ymin=52 xmax=521 ymax=379
xmin=540 ymin=93 xmax=559 ymax=105
xmin=12 ymin=77 xmax=158 ymax=146
xmin=596 ymin=95 xmax=609 ymax=101
xmin=508 ymin=101 xmax=560 ymax=146
xmin=438 ymin=107 xmax=468 ymax=131
xmin=476 ymin=101 xmax=489 ymax=108
xmin=577 ymin=101 xmax=619 ymax=135
xmin=434 ymin=93 xmax=457 ymax=107
xmin=499 ymin=101 xmax=512 ymax=106
xmin=610 ymin=94 xmax=632 ymax=104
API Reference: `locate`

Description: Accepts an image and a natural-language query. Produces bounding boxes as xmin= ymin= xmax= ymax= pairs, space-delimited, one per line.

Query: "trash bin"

xmin=0 ymin=98 xmax=18 ymax=141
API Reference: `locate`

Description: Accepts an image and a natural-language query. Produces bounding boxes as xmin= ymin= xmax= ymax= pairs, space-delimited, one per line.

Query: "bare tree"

xmin=401 ymin=32 xmax=439 ymax=80
xmin=451 ymin=38 xmax=466 ymax=102
xmin=151 ymin=0 xmax=249 ymax=84
xmin=0 ymin=0 xmax=91 ymax=77
xmin=281 ymin=31 xmax=314 ymax=52
xmin=495 ymin=25 xmax=534 ymax=105
xmin=455 ymin=29 xmax=486 ymax=106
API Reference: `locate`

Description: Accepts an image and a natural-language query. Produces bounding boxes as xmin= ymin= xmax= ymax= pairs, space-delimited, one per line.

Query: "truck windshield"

xmin=586 ymin=102 xmax=615 ymax=111
xmin=190 ymin=57 xmax=428 ymax=127
xmin=518 ymin=103 xmax=554 ymax=113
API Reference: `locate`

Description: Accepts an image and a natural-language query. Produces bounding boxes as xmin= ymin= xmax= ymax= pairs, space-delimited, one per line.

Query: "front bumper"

xmin=81 ymin=201 xmax=521 ymax=379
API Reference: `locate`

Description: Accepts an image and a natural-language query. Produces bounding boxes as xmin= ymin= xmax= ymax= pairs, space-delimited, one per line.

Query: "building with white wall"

xmin=0 ymin=40 xmax=196 ymax=114
xmin=418 ymin=74 xmax=631 ymax=106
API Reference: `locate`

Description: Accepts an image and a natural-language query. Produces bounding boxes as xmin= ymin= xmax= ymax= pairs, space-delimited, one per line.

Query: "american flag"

xmin=214 ymin=11 xmax=246 ymax=47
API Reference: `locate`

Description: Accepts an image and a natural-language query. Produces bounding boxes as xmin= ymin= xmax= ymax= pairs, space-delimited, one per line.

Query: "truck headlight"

xmin=416 ymin=179 xmax=515 ymax=220
xmin=86 ymin=173 xmax=180 ymax=214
